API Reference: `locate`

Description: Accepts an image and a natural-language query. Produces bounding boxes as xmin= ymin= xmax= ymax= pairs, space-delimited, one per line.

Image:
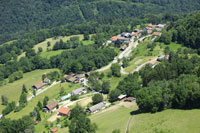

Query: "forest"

xmin=159 ymin=11 xmax=200 ymax=50
xmin=1 ymin=0 xmax=200 ymax=43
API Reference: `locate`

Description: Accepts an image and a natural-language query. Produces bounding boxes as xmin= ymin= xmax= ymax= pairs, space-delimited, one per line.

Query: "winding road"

xmin=97 ymin=36 xmax=148 ymax=73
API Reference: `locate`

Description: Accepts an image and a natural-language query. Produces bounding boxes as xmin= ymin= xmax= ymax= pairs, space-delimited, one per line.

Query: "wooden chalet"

xmin=32 ymin=82 xmax=44 ymax=90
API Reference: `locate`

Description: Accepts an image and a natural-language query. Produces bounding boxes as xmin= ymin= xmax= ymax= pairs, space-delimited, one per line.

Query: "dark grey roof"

xmin=89 ymin=102 xmax=105 ymax=112
xmin=71 ymin=87 xmax=85 ymax=95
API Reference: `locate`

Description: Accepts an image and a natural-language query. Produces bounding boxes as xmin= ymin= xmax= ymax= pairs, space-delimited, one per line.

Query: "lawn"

xmin=7 ymin=82 xmax=81 ymax=120
xmin=124 ymin=56 xmax=153 ymax=73
xmin=129 ymin=109 xmax=200 ymax=133
xmin=0 ymin=69 xmax=58 ymax=113
xmin=90 ymin=102 xmax=138 ymax=133
xmin=17 ymin=35 xmax=84 ymax=60
xmin=160 ymin=42 xmax=186 ymax=52
xmin=40 ymin=50 xmax=66 ymax=59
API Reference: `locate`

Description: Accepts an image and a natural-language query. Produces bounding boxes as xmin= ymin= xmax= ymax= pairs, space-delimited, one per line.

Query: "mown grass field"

xmin=90 ymin=101 xmax=138 ymax=133
xmin=0 ymin=69 xmax=58 ymax=113
xmin=129 ymin=109 xmax=200 ymax=133
xmin=40 ymin=50 xmax=66 ymax=59
xmin=7 ymin=82 xmax=81 ymax=120
xmin=18 ymin=35 xmax=84 ymax=60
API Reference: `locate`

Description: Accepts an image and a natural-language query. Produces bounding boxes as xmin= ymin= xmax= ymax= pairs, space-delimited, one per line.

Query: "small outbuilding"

xmin=118 ymin=94 xmax=127 ymax=100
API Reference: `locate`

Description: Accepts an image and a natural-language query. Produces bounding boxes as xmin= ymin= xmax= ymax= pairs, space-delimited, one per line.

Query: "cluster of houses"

xmin=110 ymin=29 xmax=143 ymax=51
xmin=32 ymin=78 xmax=51 ymax=90
xmin=144 ymin=24 xmax=166 ymax=36
xmin=64 ymin=72 xmax=90 ymax=84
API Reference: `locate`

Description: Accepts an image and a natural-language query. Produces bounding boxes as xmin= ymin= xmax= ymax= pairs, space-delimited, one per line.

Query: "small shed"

xmin=118 ymin=94 xmax=127 ymax=100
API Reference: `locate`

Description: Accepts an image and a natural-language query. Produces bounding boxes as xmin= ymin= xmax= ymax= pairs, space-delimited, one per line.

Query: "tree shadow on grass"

xmin=130 ymin=109 xmax=139 ymax=115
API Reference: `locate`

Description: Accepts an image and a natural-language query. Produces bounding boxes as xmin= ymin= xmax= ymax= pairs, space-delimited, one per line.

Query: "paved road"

xmin=97 ymin=36 xmax=149 ymax=73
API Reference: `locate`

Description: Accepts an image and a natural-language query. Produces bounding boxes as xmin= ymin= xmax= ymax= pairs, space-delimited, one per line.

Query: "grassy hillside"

xmin=130 ymin=109 xmax=200 ymax=133
xmin=7 ymin=82 xmax=81 ymax=120
xmin=18 ymin=35 xmax=84 ymax=59
xmin=1 ymin=0 xmax=200 ymax=43
xmin=0 ymin=69 xmax=58 ymax=113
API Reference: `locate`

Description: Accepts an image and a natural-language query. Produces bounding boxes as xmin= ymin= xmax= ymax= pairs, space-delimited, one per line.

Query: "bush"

xmin=71 ymin=95 xmax=79 ymax=101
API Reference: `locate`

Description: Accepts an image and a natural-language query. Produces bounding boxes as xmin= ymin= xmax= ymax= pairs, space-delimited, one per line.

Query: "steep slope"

xmin=1 ymin=0 xmax=200 ymax=43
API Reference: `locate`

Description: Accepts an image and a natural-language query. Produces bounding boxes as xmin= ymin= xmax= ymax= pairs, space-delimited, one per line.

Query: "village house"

xmin=75 ymin=74 xmax=85 ymax=81
xmin=112 ymin=36 xmax=118 ymax=43
xmin=32 ymin=82 xmax=44 ymax=90
xmin=43 ymin=77 xmax=50 ymax=84
xmin=58 ymin=107 xmax=70 ymax=116
xmin=50 ymin=128 xmax=58 ymax=133
xmin=71 ymin=87 xmax=86 ymax=95
xmin=64 ymin=75 xmax=79 ymax=83
xmin=45 ymin=101 xmax=58 ymax=112
xmin=120 ymin=45 xmax=128 ymax=51
xmin=121 ymin=32 xmax=131 ymax=38
xmin=164 ymin=55 xmax=169 ymax=60
xmin=124 ymin=97 xmax=136 ymax=102
xmin=85 ymin=72 xmax=91 ymax=78
xmin=87 ymin=102 xmax=106 ymax=113
xmin=149 ymin=59 xmax=157 ymax=67
xmin=132 ymin=29 xmax=143 ymax=38
xmin=118 ymin=94 xmax=127 ymax=100
xmin=147 ymin=30 xmax=153 ymax=34
xmin=118 ymin=37 xmax=130 ymax=43
xmin=157 ymin=24 xmax=165 ymax=28
xmin=153 ymin=32 xmax=161 ymax=36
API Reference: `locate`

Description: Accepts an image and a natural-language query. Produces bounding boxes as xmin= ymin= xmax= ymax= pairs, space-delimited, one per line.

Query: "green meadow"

xmin=0 ymin=69 xmax=58 ymax=113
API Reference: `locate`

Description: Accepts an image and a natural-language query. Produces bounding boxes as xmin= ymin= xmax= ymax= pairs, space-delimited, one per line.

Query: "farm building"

xmin=58 ymin=107 xmax=70 ymax=116
xmin=71 ymin=87 xmax=86 ymax=95
xmin=153 ymin=32 xmax=161 ymax=36
xmin=87 ymin=102 xmax=106 ymax=113
xmin=32 ymin=82 xmax=44 ymax=90
xmin=124 ymin=97 xmax=136 ymax=102
xmin=118 ymin=94 xmax=127 ymax=100
xmin=43 ymin=78 xmax=50 ymax=84
xmin=120 ymin=45 xmax=128 ymax=51
xmin=45 ymin=101 xmax=58 ymax=112
xmin=65 ymin=75 xmax=79 ymax=83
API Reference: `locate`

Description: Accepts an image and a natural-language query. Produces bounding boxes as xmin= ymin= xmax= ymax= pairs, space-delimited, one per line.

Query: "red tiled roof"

xmin=34 ymin=82 xmax=44 ymax=89
xmin=44 ymin=78 xmax=50 ymax=82
xmin=51 ymin=128 xmax=58 ymax=132
xmin=112 ymin=36 xmax=118 ymax=41
xmin=58 ymin=107 xmax=70 ymax=116
xmin=64 ymin=75 xmax=68 ymax=78
xmin=153 ymin=32 xmax=161 ymax=36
